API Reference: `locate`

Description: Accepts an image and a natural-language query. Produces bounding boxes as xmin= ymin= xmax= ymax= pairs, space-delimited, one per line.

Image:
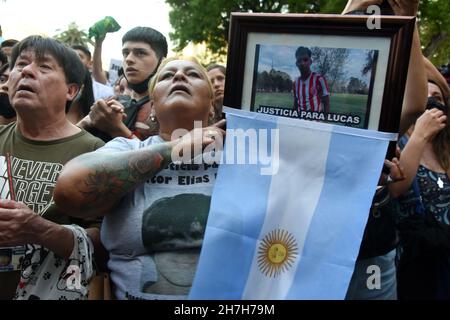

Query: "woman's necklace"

xmin=420 ymin=146 xmax=445 ymax=189
xmin=437 ymin=176 xmax=444 ymax=189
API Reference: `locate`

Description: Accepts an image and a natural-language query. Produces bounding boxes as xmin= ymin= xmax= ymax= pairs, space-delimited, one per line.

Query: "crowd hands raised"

xmin=0 ymin=0 xmax=448 ymax=300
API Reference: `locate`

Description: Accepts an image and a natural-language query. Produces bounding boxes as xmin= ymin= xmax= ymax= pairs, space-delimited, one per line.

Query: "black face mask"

xmin=124 ymin=58 xmax=162 ymax=95
xmin=126 ymin=73 xmax=153 ymax=95
xmin=426 ymin=96 xmax=448 ymax=115
xmin=0 ymin=93 xmax=16 ymax=119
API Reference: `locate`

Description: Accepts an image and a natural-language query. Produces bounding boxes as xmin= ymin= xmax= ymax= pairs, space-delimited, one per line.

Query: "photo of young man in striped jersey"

xmin=293 ymin=46 xmax=330 ymax=114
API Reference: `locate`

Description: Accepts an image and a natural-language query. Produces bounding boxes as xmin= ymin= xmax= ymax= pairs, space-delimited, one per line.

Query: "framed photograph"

xmin=224 ymin=13 xmax=416 ymax=133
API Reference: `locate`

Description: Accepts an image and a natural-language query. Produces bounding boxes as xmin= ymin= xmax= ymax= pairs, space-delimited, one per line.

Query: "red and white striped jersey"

xmin=294 ymin=72 xmax=329 ymax=112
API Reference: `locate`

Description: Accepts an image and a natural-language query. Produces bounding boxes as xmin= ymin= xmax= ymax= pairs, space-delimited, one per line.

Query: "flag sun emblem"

xmin=258 ymin=229 xmax=298 ymax=277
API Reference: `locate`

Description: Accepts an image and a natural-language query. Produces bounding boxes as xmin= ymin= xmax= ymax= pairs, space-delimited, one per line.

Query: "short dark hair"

xmin=0 ymin=62 xmax=9 ymax=75
xmin=10 ymin=36 xmax=85 ymax=88
xmin=70 ymin=67 xmax=95 ymax=115
xmin=0 ymin=50 xmax=7 ymax=66
xmin=1 ymin=39 xmax=19 ymax=49
xmin=206 ymin=64 xmax=226 ymax=75
xmin=72 ymin=44 xmax=92 ymax=60
xmin=122 ymin=27 xmax=168 ymax=60
xmin=295 ymin=46 xmax=311 ymax=59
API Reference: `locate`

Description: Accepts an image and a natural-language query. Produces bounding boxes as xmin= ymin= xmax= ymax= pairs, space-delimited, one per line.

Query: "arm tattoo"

xmin=129 ymin=151 xmax=164 ymax=180
xmin=79 ymin=145 xmax=170 ymax=208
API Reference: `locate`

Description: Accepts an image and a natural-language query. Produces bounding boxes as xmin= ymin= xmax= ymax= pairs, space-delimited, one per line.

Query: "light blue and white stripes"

xmin=190 ymin=108 xmax=396 ymax=300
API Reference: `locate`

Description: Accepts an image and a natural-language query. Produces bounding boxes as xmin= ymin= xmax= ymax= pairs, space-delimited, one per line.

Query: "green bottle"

xmin=88 ymin=16 xmax=121 ymax=40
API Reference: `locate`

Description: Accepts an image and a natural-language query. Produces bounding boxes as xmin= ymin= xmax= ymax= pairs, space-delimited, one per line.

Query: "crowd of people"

xmin=0 ymin=0 xmax=449 ymax=300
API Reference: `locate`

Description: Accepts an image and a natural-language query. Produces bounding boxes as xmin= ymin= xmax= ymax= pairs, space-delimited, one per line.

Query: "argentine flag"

xmin=190 ymin=108 xmax=396 ymax=300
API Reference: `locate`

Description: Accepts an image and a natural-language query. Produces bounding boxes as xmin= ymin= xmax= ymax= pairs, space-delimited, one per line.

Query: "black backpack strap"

xmin=123 ymin=96 xmax=150 ymax=131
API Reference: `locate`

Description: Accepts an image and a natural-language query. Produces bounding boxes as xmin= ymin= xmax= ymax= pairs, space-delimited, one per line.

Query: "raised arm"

xmin=342 ymin=0 xmax=383 ymax=14
xmin=397 ymin=22 xmax=427 ymax=135
xmin=342 ymin=0 xmax=427 ymax=135
xmin=92 ymin=36 xmax=108 ymax=85
xmin=388 ymin=0 xmax=426 ymax=135
xmin=388 ymin=108 xmax=446 ymax=198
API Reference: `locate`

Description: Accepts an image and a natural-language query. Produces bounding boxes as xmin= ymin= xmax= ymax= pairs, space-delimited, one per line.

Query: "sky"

xmin=0 ymin=0 xmax=174 ymax=69
xmin=257 ymin=45 xmax=373 ymax=85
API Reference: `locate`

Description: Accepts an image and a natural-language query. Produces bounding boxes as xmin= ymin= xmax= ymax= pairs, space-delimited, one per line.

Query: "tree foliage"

xmin=54 ymin=22 xmax=93 ymax=47
xmin=311 ymin=47 xmax=349 ymax=93
xmin=166 ymin=0 xmax=347 ymax=56
xmin=347 ymin=76 xmax=368 ymax=94
xmin=419 ymin=0 xmax=449 ymax=66
xmin=257 ymin=69 xmax=292 ymax=92
xmin=361 ymin=50 xmax=375 ymax=76
xmin=167 ymin=0 xmax=449 ymax=66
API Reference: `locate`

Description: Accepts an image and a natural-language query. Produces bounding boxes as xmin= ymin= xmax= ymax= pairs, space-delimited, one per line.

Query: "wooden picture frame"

xmin=224 ymin=13 xmax=416 ymax=135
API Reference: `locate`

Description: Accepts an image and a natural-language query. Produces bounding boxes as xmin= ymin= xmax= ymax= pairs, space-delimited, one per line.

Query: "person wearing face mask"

xmin=343 ymin=0 xmax=428 ymax=300
xmin=0 ymin=63 xmax=16 ymax=125
xmin=343 ymin=0 xmax=427 ymax=136
xmin=388 ymin=63 xmax=450 ymax=299
xmin=79 ymin=27 xmax=168 ymax=142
